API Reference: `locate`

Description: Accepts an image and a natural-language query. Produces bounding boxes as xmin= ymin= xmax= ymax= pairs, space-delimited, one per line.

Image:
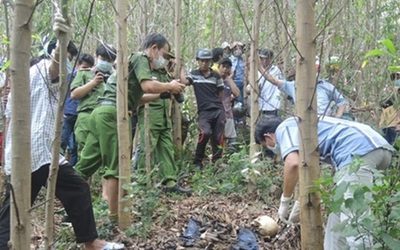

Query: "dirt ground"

xmin=28 ymin=192 xmax=300 ymax=250
xmin=111 ymin=193 xmax=301 ymax=250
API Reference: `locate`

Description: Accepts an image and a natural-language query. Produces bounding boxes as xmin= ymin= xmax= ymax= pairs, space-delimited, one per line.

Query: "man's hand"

xmin=288 ymin=200 xmax=300 ymax=224
xmin=53 ymin=12 xmax=71 ymax=40
xmin=169 ymin=79 xmax=185 ymax=94
xmin=278 ymin=195 xmax=292 ymax=224
xmin=92 ymin=71 xmax=105 ymax=85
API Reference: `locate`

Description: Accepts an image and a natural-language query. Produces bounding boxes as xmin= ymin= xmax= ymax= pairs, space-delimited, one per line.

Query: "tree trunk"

xmin=173 ymin=0 xmax=182 ymax=158
xmin=0 ymin=0 xmax=12 ymax=207
xmin=116 ymin=0 xmax=132 ymax=230
xmin=249 ymin=0 xmax=262 ymax=161
xmin=296 ymin=1 xmax=324 ymax=249
xmin=9 ymin=0 xmax=34 ymax=249
xmin=45 ymin=1 xmax=69 ymax=248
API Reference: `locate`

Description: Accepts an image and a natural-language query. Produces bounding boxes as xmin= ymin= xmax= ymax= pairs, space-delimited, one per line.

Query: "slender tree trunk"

xmin=281 ymin=0 xmax=290 ymax=113
xmin=249 ymin=0 xmax=262 ymax=160
xmin=116 ymin=0 xmax=131 ymax=230
xmin=45 ymin=1 xmax=69 ymax=248
xmin=173 ymin=0 xmax=182 ymax=158
xmin=296 ymin=1 xmax=323 ymax=249
xmin=0 ymin=0 xmax=12 ymax=207
xmin=9 ymin=0 xmax=34 ymax=249
xmin=141 ymin=0 xmax=151 ymax=189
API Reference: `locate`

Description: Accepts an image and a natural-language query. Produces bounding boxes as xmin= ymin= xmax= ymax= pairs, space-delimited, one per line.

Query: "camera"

xmin=95 ymin=71 xmax=111 ymax=83
xmin=174 ymin=93 xmax=185 ymax=103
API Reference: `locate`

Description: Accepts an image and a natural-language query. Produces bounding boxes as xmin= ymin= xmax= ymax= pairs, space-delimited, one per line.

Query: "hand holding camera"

xmin=94 ymin=71 xmax=110 ymax=84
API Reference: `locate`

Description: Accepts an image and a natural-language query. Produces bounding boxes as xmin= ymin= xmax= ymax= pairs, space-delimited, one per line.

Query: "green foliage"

xmin=318 ymin=156 xmax=400 ymax=249
xmin=364 ymin=38 xmax=400 ymax=73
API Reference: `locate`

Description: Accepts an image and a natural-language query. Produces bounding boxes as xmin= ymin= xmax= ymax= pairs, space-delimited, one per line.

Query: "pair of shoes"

xmin=166 ymin=184 xmax=193 ymax=195
xmin=102 ymin=242 xmax=125 ymax=250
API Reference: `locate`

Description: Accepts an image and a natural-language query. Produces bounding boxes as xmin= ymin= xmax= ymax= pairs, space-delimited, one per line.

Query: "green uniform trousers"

xmin=138 ymin=125 xmax=178 ymax=184
xmin=74 ymin=111 xmax=92 ymax=160
xmin=74 ymin=105 xmax=121 ymax=179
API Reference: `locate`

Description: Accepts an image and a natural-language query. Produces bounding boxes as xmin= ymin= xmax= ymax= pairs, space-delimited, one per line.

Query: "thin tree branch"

xmin=273 ymin=0 xmax=302 ymax=59
xmin=233 ymin=0 xmax=253 ymax=41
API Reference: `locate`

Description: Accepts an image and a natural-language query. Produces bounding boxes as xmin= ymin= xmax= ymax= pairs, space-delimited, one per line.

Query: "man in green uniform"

xmin=137 ymin=52 xmax=191 ymax=194
xmin=74 ymin=33 xmax=186 ymax=221
xmin=71 ymin=43 xmax=117 ymax=159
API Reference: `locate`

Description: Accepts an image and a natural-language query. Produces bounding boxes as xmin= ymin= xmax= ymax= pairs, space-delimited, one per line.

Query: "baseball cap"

xmin=219 ymin=57 xmax=232 ymax=66
xmin=230 ymin=41 xmax=244 ymax=49
xmin=221 ymin=42 xmax=230 ymax=49
xmin=258 ymin=48 xmax=273 ymax=58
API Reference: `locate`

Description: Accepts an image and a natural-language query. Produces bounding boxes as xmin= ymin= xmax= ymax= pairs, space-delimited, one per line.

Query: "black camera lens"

xmin=174 ymin=93 xmax=185 ymax=103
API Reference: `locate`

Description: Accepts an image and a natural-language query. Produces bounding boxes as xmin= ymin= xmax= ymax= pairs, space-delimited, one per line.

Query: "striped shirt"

xmin=189 ymin=69 xmax=224 ymax=112
xmin=4 ymin=59 xmax=67 ymax=175
xmin=276 ymin=116 xmax=393 ymax=170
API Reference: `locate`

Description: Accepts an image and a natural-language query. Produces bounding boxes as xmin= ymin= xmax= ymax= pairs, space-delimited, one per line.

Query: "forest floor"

xmin=30 ymin=154 xmax=303 ymax=250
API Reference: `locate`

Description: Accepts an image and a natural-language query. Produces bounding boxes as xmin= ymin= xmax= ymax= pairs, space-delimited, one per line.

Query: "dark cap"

xmin=219 ymin=57 xmax=232 ymax=66
xmin=258 ymin=48 xmax=274 ymax=59
xmin=254 ymin=116 xmax=282 ymax=144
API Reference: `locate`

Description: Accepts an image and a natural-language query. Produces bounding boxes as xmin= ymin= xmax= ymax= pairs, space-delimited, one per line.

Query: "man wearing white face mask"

xmin=74 ymin=33 xmax=187 ymax=222
xmin=70 ymin=43 xmax=117 ymax=161
xmin=255 ymin=115 xmax=393 ymax=250
xmin=229 ymin=42 xmax=246 ymax=104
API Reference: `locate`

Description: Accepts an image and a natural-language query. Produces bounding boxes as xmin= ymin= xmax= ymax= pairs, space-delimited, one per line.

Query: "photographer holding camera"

xmin=136 ymin=47 xmax=192 ymax=194
xmin=70 ymin=43 xmax=117 ymax=163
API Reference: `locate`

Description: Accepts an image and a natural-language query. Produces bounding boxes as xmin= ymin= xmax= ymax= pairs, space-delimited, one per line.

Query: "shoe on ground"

xmin=101 ymin=242 xmax=125 ymax=250
xmin=166 ymin=184 xmax=192 ymax=195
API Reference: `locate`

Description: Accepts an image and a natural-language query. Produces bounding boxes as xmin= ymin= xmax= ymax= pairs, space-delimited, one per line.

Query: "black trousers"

xmin=0 ymin=164 xmax=98 ymax=249
xmin=194 ymin=108 xmax=226 ymax=164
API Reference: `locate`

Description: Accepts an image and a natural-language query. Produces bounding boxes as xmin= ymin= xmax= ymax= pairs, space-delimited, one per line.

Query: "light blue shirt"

xmin=279 ymin=79 xmax=349 ymax=116
xmin=258 ymin=65 xmax=283 ymax=111
xmin=276 ymin=116 xmax=393 ymax=170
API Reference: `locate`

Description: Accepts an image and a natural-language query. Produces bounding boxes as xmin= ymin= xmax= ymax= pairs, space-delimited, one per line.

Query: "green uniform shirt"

xmin=71 ymin=70 xmax=104 ymax=113
xmin=138 ymin=69 xmax=172 ymax=130
xmin=100 ymin=52 xmax=154 ymax=111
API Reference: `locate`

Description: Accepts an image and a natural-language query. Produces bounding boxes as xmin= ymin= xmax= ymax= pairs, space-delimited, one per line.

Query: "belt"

xmin=99 ymin=100 xmax=116 ymax=106
xmin=261 ymin=110 xmax=278 ymax=115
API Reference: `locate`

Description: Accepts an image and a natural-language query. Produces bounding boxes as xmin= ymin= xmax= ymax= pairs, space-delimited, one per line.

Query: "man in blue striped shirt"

xmin=255 ymin=116 xmax=393 ymax=249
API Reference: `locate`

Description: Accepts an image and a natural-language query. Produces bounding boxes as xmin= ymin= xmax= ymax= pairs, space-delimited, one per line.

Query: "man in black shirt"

xmin=187 ymin=48 xmax=226 ymax=169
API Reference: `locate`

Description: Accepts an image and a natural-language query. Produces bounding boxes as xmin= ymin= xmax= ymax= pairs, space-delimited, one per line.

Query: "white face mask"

xmin=96 ymin=59 xmax=113 ymax=73
xmin=267 ymin=143 xmax=281 ymax=155
xmin=233 ymin=48 xmax=243 ymax=57
xmin=153 ymin=50 xmax=168 ymax=69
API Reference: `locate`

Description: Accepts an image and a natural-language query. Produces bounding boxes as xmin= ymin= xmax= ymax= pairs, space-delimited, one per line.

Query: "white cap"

xmin=221 ymin=42 xmax=230 ymax=49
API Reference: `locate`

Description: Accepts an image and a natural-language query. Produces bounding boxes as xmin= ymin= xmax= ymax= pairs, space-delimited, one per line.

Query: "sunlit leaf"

xmin=364 ymin=49 xmax=385 ymax=58
xmin=380 ymin=39 xmax=396 ymax=55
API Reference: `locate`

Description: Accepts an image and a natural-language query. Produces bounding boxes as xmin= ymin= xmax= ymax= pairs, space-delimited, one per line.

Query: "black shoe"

xmin=166 ymin=184 xmax=193 ymax=195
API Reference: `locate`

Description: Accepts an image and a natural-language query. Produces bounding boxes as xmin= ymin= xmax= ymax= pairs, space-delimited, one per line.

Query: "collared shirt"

xmin=138 ymin=69 xmax=172 ymax=130
xmin=276 ymin=116 xmax=393 ymax=171
xmin=229 ymin=55 xmax=245 ymax=87
xmin=100 ymin=52 xmax=150 ymax=111
xmin=278 ymin=79 xmax=349 ymax=116
xmin=4 ymin=59 xmax=67 ymax=175
xmin=258 ymin=65 xmax=283 ymax=111
xmin=70 ymin=69 xmax=105 ymax=113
